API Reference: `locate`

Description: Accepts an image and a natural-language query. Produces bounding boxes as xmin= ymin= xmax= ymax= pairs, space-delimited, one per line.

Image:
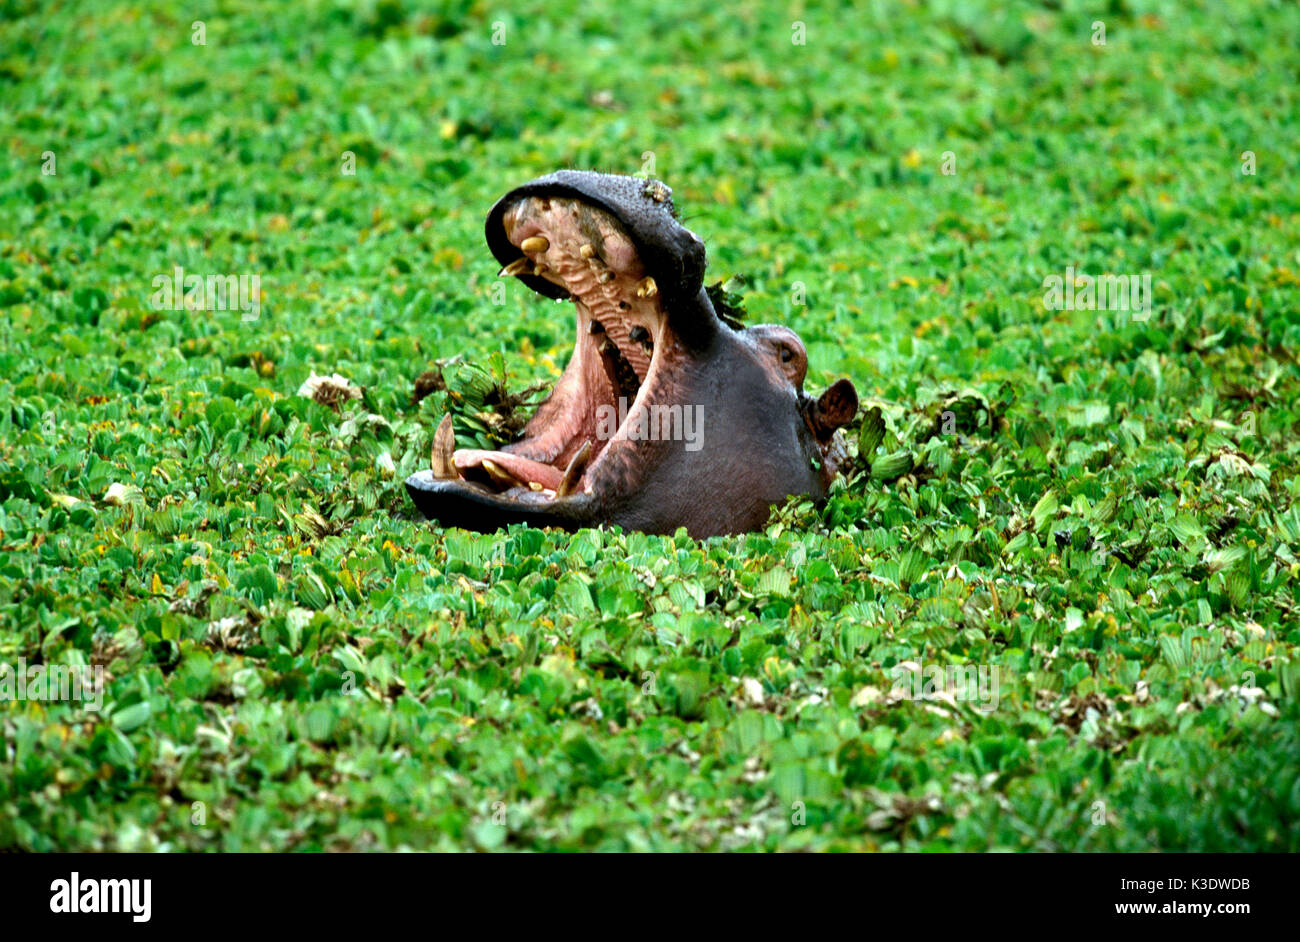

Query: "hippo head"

xmin=405 ymin=170 xmax=858 ymax=538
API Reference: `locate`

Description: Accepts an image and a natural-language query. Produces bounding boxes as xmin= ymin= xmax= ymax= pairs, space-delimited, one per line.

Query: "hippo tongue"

xmin=452 ymin=450 xmax=563 ymax=492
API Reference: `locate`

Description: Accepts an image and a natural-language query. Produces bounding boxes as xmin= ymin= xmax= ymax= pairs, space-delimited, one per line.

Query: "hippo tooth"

xmin=499 ymin=257 xmax=530 ymax=277
xmin=635 ymin=276 xmax=658 ymax=298
xmin=520 ymin=236 xmax=549 ymax=254
xmin=480 ymin=459 xmax=521 ymax=488
xmin=629 ymin=325 xmax=651 ymax=344
xmin=598 ymin=270 xmax=616 ymax=284
xmin=556 ymin=440 xmax=593 ymax=498
xmin=588 ymin=318 xmax=606 ymax=335
xmin=431 ymin=414 xmax=457 ymax=479
xmin=579 ymin=243 xmax=596 ymax=259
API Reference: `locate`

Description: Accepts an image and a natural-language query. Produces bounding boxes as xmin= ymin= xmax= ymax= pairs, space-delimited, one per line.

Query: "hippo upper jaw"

xmin=405 ymin=172 xmax=858 ymax=538
xmin=483 ymin=170 xmax=716 ymax=346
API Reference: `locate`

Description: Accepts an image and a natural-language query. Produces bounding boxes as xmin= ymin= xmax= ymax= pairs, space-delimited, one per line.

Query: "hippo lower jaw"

xmin=406 ymin=171 xmax=858 ymax=538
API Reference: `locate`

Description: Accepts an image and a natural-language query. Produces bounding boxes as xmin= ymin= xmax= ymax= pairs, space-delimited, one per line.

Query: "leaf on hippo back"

xmin=447 ymin=358 xmax=496 ymax=404
xmin=438 ymin=356 xmax=545 ymax=449
xmin=705 ymin=278 xmax=747 ymax=329
xmin=857 ymin=406 xmax=886 ymax=461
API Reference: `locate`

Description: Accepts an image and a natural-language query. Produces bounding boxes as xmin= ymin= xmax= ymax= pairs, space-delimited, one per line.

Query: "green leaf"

xmin=1169 ymin=514 xmax=1207 ymax=550
xmin=111 ymin=702 xmax=152 ymax=733
xmin=1030 ymin=491 xmax=1059 ymax=533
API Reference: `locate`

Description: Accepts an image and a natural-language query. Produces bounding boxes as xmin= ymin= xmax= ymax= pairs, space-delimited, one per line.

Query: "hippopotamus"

xmin=404 ymin=170 xmax=858 ymax=538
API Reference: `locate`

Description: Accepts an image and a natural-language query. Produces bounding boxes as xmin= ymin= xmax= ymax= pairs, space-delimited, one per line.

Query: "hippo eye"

xmin=780 ymin=347 xmax=794 ymax=363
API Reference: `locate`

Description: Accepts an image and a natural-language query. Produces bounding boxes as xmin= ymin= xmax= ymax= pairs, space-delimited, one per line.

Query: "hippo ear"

xmin=806 ymin=379 xmax=858 ymax=439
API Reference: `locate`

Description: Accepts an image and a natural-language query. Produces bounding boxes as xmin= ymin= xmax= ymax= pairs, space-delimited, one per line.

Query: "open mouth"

xmin=407 ymin=169 xmax=857 ymax=536
xmin=430 ymin=195 xmax=676 ymax=504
